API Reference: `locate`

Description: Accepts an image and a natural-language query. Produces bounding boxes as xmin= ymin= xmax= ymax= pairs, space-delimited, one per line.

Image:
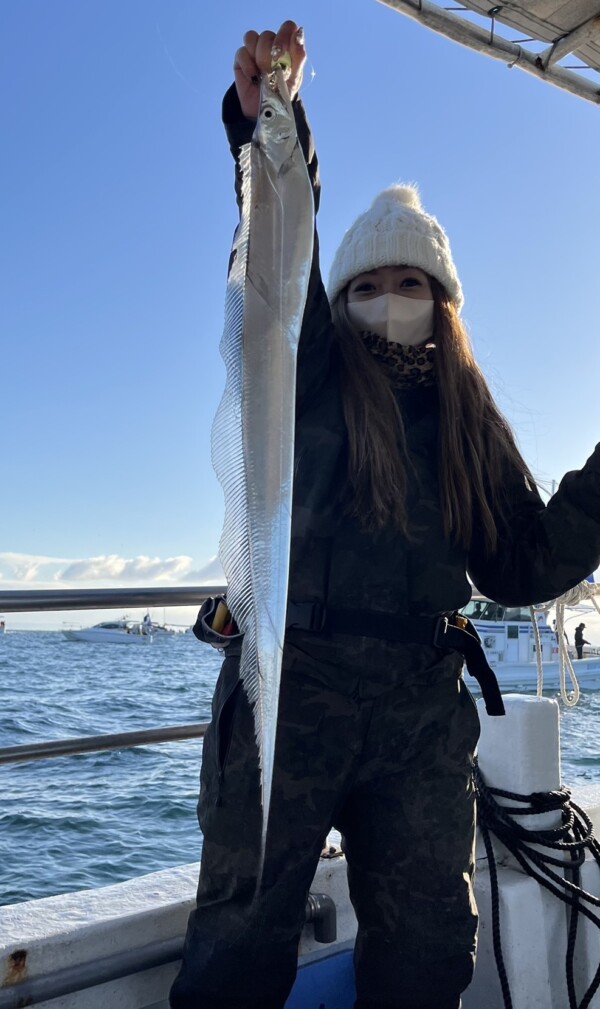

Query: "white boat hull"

xmin=473 ymin=655 xmax=600 ymax=693
xmin=62 ymin=628 xmax=152 ymax=645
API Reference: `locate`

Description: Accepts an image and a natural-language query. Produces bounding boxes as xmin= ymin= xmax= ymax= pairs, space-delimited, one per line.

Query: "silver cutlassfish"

xmin=211 ymin=64 xmax=314 ymax=870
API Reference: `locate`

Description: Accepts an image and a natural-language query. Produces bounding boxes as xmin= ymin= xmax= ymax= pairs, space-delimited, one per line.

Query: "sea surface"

xmin=2 ymin=630 xmax=600 ymax=907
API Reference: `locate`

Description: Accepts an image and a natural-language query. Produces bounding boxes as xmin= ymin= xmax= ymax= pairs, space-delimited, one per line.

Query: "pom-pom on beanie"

xmin=327 ymin=185 xmax=464 ymax=312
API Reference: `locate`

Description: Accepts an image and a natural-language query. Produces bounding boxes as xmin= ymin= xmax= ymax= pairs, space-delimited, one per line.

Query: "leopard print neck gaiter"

xmin=360 ymin=331 xmax=436 ymax=388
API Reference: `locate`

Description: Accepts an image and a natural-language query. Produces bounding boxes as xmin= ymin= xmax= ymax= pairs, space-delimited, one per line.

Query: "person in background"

xmin=552 ymin=618 xmax=569 ymax=645
xmin=574 ymin=622 xmax=590 ymax=659
xmin=170 ymin=20 xmax=600 ymax=1009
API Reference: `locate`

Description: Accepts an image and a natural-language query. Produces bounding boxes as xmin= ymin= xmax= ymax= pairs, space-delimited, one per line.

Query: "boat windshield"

xmin=462 ymin=601 xmax=538 ymax=622
xmin=503 ymin=607 xmax=534 ymax=622
xmin=462 ymin=600 xmax=505 ymax=621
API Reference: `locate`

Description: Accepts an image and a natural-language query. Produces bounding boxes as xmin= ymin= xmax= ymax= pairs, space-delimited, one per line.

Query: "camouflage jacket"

xmin=222 ymin=85 xmax=600 ymax=616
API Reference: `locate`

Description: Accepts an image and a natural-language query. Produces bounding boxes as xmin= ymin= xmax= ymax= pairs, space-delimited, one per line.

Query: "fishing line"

xmin=155 ymin=20 xmax=200 ymax=94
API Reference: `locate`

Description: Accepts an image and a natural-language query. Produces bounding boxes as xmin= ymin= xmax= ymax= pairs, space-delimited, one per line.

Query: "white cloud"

xmin=0 ymin=552 xmax=72 ymax=583
xmin=60 ymin=554 xmax=195 ymax=582
xmin=0 ymin=551 xmax=225 ymax=590
xmin=186 ymin=555 xmax=226 ymax=583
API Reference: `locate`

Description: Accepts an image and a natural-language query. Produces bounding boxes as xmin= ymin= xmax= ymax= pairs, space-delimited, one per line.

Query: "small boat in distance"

xmin=62 ymin=619 xmax=153 ymax=645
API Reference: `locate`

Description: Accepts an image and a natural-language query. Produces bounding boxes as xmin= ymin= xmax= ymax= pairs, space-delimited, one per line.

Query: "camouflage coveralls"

xmin=170 ymin=638 xmax=479 ymax=1009
xmin=170 ymin=86 xmax=600 ymax=1009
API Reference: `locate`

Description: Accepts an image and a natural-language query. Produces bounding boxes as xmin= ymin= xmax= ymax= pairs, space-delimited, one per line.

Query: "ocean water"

xmin=2 ymin=630 xmax=600 ymax=907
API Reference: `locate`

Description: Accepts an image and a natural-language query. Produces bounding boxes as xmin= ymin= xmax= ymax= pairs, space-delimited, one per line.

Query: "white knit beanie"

xmin=327 ymin=185 xmax=464 ymax=311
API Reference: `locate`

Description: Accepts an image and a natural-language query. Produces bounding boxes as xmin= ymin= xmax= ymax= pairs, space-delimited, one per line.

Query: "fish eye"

xmin=263 ymin=108 xmax=274 ymax=119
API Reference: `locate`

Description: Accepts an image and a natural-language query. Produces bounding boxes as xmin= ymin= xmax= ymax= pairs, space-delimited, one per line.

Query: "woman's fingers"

xmin=242 ymin=30 xmax=259 ymax=59
xmin=254 ymin=31 xmax=277 ymax=75
xmin=252 ymin=21 xmax=305 ymax=80
xmin=271 ymin=20 xmax=306 ymax=99
xmin=234 ymin=30 xmax=263 ymax=118
xmin=234 ymin=44 xmax=259 ymax=83
xmin=271 ymin=20 xmax=302 ymax=62
xmin=233 ymin=20 xmax=308 ymax=119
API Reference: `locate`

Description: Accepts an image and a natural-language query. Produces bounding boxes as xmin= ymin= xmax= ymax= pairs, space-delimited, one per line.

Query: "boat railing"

xmin=0 ymin=585 xmax=225 ymax=767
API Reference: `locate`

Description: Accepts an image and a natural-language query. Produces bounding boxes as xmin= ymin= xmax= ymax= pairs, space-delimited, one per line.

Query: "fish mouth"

xmin=259 ymin=66 xmax=295 ymax=127
xmin=265 ymin=64 xmax=291 ymax=95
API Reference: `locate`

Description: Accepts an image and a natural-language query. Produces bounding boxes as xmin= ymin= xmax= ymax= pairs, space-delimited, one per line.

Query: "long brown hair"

xmin=331 ymin=277 xmax=536 ymax=554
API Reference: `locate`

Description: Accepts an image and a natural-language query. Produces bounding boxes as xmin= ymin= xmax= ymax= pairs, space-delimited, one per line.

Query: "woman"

xmin=170 ymin=20 xmax=600 ymax=1009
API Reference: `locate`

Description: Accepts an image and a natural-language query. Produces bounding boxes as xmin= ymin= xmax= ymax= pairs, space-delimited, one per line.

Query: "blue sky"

xmin=2 ymin=1 xmax=599 ymax=629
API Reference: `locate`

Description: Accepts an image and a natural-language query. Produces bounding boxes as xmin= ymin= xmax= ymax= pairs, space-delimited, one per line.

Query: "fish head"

xmin=253 ymin=67 xmax=296 ymax=168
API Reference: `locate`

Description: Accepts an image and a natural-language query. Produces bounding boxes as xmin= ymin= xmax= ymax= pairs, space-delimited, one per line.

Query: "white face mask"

xmin=347 ymin=293 xmax=434 ymax=346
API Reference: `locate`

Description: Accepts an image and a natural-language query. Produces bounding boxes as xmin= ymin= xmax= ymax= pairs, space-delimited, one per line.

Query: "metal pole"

xmin=0 ymin=723 xmax=209 ymax=765
xmin=0 ymin=937 xmax=183 ymax=1009
xmin=0 ymin=586 xmax=227 ymax=613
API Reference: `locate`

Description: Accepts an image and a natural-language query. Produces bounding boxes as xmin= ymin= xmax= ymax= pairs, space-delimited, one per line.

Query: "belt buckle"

xmin=433 ymin=615 xmax=449 ymax=648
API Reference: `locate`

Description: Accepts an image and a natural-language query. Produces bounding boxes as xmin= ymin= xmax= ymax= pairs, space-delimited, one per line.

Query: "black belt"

xmin=286 ymin=602 xmax=505 ymax=717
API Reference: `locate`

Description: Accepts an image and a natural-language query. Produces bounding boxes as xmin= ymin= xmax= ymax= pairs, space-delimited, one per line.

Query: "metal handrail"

xmin=0 ymin=585 xmax=223 ymax=765
xmin=0 ymin=585 xmax=226 ymax=612
xmin=0 ymin=723 xmax=209 ymax=765
xmin=0 ymin=937 xmax=184 ymax=1009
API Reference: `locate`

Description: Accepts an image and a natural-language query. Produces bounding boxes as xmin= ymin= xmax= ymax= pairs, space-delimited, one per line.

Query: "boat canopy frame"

xmin=377 ymin=0 xmax=600 ymax=104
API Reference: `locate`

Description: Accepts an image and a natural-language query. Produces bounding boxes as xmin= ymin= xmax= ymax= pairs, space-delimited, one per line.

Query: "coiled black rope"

xmin=473 ymin=757 xmax=600 ymax=1009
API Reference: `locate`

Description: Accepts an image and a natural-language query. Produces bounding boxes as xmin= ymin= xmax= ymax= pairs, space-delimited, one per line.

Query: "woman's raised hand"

xmin=234 ymin=19 xmax=306 ymax=120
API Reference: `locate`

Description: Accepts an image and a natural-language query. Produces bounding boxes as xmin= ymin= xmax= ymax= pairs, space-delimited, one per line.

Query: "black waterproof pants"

xmin=170 ymin=634 xmax=480 ymax=1009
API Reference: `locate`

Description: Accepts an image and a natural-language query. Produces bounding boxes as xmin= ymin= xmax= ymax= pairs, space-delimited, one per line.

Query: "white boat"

xmin=62 ymin=619 xmax=153 ymax=645
xmin=460 ymin=597 xmax=600 ymax=693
